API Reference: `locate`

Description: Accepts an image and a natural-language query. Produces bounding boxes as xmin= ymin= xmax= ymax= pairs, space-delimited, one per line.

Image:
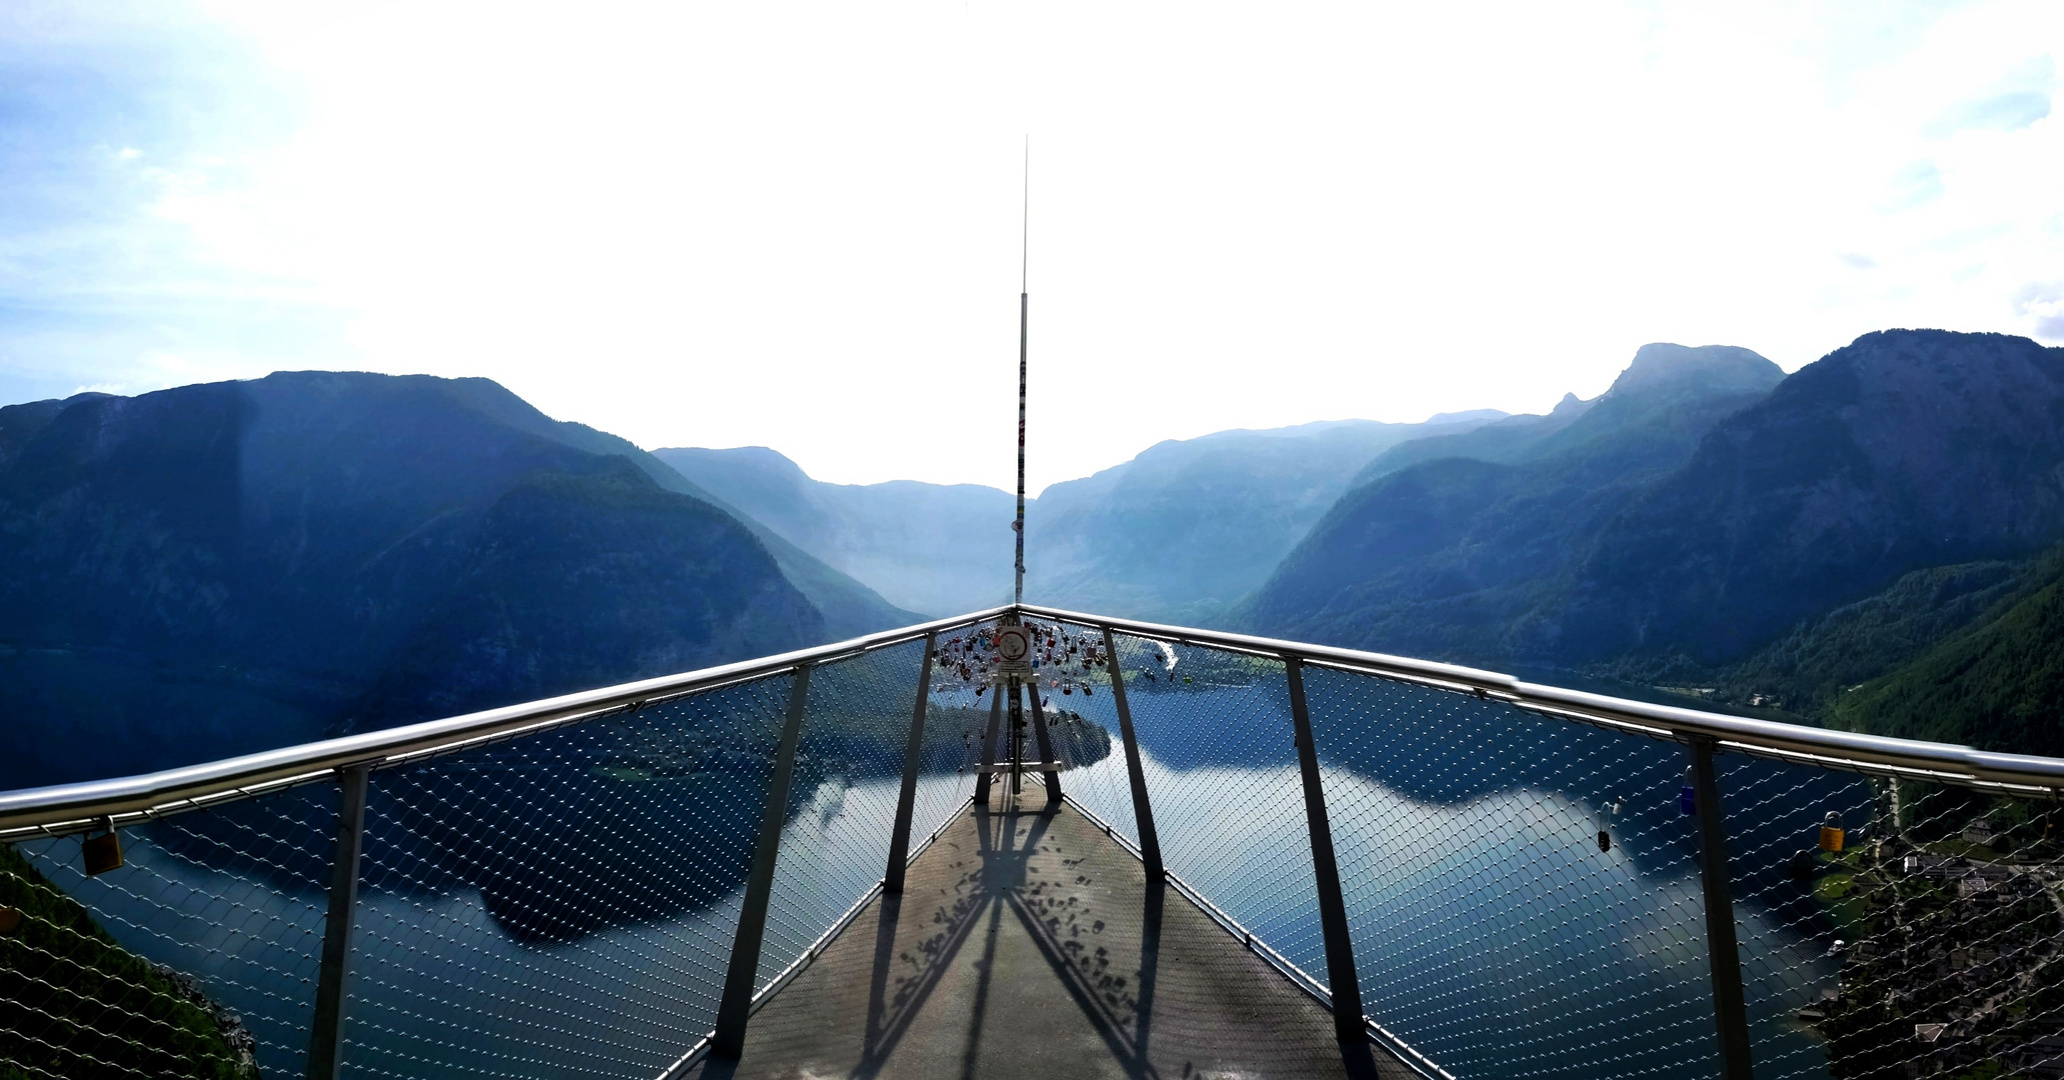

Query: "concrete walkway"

xmin=688 ymin=788 xmax=1412 ymax=1080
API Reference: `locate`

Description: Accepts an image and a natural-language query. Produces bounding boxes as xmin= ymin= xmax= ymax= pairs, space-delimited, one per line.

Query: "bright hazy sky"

xmin=2 ymin=1 xmax=2061 ymax=493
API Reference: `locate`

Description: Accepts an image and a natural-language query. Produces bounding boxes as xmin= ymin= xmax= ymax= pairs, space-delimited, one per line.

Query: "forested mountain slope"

xmin=1560 ymin=330 xmax=2064 ymax=665
xmin=1236 ymin=343 xmax=1786 ymax=657
xmin=0 ymin=372 xmax=860 ymax=789
xmin=1239 ymin=331 xmax=2064 ymax=761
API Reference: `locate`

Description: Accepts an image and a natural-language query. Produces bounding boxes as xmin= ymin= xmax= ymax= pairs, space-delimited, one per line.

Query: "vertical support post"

xmin=884 ymin=634 xmax=937 ymax=894
xmin=1102 ymin=627 xmax=1162 ymax=879
xmin=1690 ymin=737 xmax=1755 ymax=1080
xmin=1284 ymin=658 xmax=1366 ymax=1043
xmin=307 ymin=763 xmax=370 ymax=1080
xmin=972 ymin=683 xmax=1004 ymax=808
xmin=1008 ymin=675 xmax=1026 ymax=797
xmin=713 ymin=663 xmax=814 ymax=1059
xmin=1025 ymin=680 xmax=1063 ymax=804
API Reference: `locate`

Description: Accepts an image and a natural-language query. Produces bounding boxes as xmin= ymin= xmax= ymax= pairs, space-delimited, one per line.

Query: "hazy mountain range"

xmin=658 ymin=410 xmax=1506 ymax=622
xmin=5 ymin=328 xmax=2063 ymax=788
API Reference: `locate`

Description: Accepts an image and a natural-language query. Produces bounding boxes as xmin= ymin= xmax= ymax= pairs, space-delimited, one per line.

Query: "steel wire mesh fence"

xmin=341 ymin=672 xmax=797 ymax=1080
xmin=1301 ymin=666 xmax=1718 ymax=1079
xmin=10 ymin=610 xmax=2064 ymax=1080
xmin=1021 ymin=616 xmax=1141 ymax=851
xmin=1721 ymin=759 xmax=2064 ymax=1080
xmin=754 ymin=641 xmax=978 ymax=993
xmin=3 ymin=783 xmax=335 ymax=1078
xmin=1100 ymin=632 xmax=1329 ymax=983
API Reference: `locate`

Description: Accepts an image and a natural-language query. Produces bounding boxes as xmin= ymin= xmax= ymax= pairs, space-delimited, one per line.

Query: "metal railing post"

xmin=1026 ymin=681 xmax=1063 ymax=803
xmin=973 ymin=682 xmax=1004 ymax=807
xmin=1101 ymin=627 xmax=1162 ymax=878
xmin=1284 ymin=657 xmax=1367 ymax=1043
xmin=884 ymin=634 xmax=936 ymax=894
xmin=712 ymin=663 xmax=814 ymax=1059
xmin=1690 ymin=736 xmax=1755 ymax=1080
xmin=307 ymin=763 xmax=369 ymax=1080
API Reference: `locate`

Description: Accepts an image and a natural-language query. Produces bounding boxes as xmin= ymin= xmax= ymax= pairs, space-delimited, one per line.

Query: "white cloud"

xmin=8 ymin=0 xmax=2064 ymax=490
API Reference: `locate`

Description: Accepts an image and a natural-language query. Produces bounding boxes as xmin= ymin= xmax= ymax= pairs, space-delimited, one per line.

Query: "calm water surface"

xmin=31 ymin=681 xmax=1864 ymax=1080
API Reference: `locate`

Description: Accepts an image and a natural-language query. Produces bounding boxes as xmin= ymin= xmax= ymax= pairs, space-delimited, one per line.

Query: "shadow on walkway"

xmin=689 ymin=791 xmax=1411 ymax=1079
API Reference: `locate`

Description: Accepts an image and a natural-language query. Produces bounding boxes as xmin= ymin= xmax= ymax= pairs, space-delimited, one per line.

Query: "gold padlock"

xmin=1818 ymin=812 xmax=1844 ymax=853
xmin=83 ymin=828 xmax=124 ymax=876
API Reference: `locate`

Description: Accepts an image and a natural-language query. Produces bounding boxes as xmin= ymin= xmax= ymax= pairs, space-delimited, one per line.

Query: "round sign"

xmin=994 ymin=626 xmax=1031 ymax=663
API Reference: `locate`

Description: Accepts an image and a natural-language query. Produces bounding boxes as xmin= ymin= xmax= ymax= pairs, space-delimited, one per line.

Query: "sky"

xmin=1 ymin=1 xmax=2061 ymax=493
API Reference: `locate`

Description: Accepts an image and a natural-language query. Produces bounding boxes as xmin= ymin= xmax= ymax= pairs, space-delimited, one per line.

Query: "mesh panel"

xmin=1303 ymin=665 xmax=1716 ymax=1079
xmin=3 ymin=784 xmax=335 ymax=1078
xmin=1105 ymin=632 xmax=1327 ymax=980
xmin=342 ymin=672 xmax=796 ymax=1080
xmin=8 ymin=616 xmax=2062 ymax=1080
xmin=1722 ymin=761 xmax=2064 ymax=1080
xmin=757 ymin=641 xmax=972 ymax=991
xmin=1023 ymin=616 xmax=1141 ymax=851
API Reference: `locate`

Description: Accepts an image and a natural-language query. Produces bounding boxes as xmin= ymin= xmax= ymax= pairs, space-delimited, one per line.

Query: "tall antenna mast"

xmin=1013 ymin=139 xmax=1029 ymax=606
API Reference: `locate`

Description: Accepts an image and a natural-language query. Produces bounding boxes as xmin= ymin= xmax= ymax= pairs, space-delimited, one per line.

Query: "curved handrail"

xmin=0 ymin=606 xmax=1009 ymax=838
xmin=1018 ymin=603 xmax=2064 ymax=793
xmin=7 ymin=600 xmax=2059 ymax=839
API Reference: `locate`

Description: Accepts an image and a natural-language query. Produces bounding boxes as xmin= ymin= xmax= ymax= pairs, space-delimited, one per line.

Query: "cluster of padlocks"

xmin=931 ymin=619 xmax=1111 ymax=703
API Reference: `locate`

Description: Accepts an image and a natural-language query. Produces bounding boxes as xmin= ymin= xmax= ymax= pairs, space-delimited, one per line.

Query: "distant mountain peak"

xmin=1605 ymin=343 xmax=1784 ymax=400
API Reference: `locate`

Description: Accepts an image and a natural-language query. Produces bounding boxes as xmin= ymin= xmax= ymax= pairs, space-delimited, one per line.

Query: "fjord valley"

xmin=7 ymin=329 xmax=2064 ymax=789
xmin=6 ymin=329 xmax=2064 ymax=1080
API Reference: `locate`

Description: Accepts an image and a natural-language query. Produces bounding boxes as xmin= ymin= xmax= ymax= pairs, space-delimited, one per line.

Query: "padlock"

xmin=1679 ymin=786 xmax=1697 ymax=816
xmin=1597 ymin=830 xmax=1611 ymax=853
xmin=83 ymin=828 xmax=124 ymax=876
xmin=1818 ymin=811 xmax=1843 ymax=852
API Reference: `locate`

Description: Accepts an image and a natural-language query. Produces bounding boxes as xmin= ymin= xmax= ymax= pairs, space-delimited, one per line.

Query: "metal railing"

xmin=2 ymin=603 xmax=2060 ymax=1080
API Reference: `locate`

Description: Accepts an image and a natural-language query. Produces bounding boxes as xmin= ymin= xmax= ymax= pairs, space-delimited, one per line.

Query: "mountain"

xmin=0 ymin=372 xmax=911 ymax=790
xmin=654 ymin=446 xmax=1015 ymax=616
xmin=1020 ymin=411 xmax=1507 ymax=622
xmin=659 ymin=412 xmax=1509 ymax=622
xmin=1236 ymin=343 xmax=1787 ymax=657
xmin=1559 ymin=330 xmax=2064 ymax=666
xmin=1347 ymin=394 xmax=1597 ymax=486
xmin=416 ymin=388 xmax=914 ymax=637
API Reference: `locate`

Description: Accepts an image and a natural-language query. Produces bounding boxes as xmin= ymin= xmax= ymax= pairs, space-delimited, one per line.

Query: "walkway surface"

xmin=688 ymin=786 xmax=1413 ymax=1080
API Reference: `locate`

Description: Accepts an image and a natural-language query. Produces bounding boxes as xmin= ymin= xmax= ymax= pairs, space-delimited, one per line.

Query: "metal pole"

xmin=884 ymin=634 xmax=937 ymax=894
xmin=1284 ymin=658 xmax=1366 ymax=1043
xmin=1008 ymin=675 xmax=1026 ymax=798
xmin=712 ymin=664 xmax=814 ymax=1059
xmin=1690 ymin=737 xmax=1755 ymax=1080
xmin=1025 ymin=678 xmax=1062 ymax=804
xmin=1101 ymin=627 xmax=1162 ymax=879
xmin=307 ymin=763 xmax=369 ymax=1080
xmin=1014 ymin=143 xmax=1029 ymax=606
xmin=1014 ymin=289 xmax=1027 ymax=605
xmin=972 ymin=683 xmax=1004 ymax=808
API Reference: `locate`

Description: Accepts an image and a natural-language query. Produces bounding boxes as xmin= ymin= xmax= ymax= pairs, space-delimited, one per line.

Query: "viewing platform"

xmin=3 ymin=604 xmax=2062 ymax=1080
xmin=690 ymin=790 xmax=1407 ymax=1079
